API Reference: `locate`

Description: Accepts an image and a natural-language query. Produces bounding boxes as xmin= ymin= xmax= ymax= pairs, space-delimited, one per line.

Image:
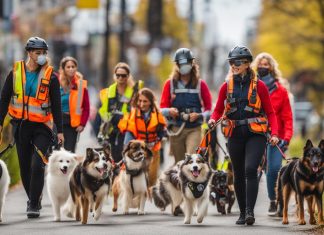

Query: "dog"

xmin=46 ymin=148 xmax=79 ymax=221
xmin=0 ymin=159 xmax=10 ymax=222
xmin=180 ymin=153 xmax=211 ymax=224
xmin=209 ymin=157 xmax=235 ymax=215
xmin=277 ymin=139 xmax=324 ymax=225
xmin=69 ymin=146 xmax=114 ymax=224
xmin=152 ymin=160 xmax=184 ymax=216
xmin=112 ymin=140 xmax=152 ymax=215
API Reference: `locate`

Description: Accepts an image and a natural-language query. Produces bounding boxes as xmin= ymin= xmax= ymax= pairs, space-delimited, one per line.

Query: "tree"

xmin=253 ymin=0 xmax=324 ymax=138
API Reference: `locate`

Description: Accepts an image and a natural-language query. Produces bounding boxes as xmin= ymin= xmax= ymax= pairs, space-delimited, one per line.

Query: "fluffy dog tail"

xmin=62 ymin=195 xmax=75 ymax=218
xmin=152 ymin=183 xmax=168 ymax=211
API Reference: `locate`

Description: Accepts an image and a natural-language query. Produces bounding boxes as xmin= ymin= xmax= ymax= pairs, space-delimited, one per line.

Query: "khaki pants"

xmin=148 ymin=150 xmax=160 ymax=187
xmin=169 ymin=125 xmax=202 ymax=164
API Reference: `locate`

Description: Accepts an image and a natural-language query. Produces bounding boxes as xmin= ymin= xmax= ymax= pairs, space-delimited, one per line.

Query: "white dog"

xmin=0 ymin=159 xmax=10 ymax=222
xmin=180 ymin=153 xmax=211 ymax=224
xmin=46 ymin=148 xmax=79 ymax=221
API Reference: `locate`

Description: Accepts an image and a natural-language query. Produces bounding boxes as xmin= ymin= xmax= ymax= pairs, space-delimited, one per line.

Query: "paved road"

xmin=0 ymin=125 xmax=318 ymax=235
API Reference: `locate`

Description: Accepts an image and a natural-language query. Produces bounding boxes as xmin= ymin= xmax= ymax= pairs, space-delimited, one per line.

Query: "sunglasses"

xmin=229 ymin=60 xmax=248 ymax=66
xmin=115 ymin=73 xmax=128 ymax=78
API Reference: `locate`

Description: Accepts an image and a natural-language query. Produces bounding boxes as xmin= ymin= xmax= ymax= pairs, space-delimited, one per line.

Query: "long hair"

xmin=251 ymin=52 xmax=282 ymax=81
xmin=167 ymin=59 xmax=201 ymax=88
xmin=132 ymin=88 xmax=158 ymax=112
xmin=59 ymin=56 xmax=78 ymax=90
xmin=113 ymin=62 xmax=135 ymax=88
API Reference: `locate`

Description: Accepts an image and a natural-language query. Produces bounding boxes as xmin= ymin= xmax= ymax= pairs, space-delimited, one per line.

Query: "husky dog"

xmin=180 ymin=153 xmax=211 ymax=224
xmin=69 ymin=146 xmax=113 ymax=224
xmin=112 ymin=140 xmax=153 ymax=215
xmin=0 ymin=160 xmax=10 ymax=222
xmin=277 ymin=139 xmax=324 ymax=225
xmin=46 ymin=148 xmax=79 ymax=221
xmin=152 ymin=160 xmax=184 ymax=215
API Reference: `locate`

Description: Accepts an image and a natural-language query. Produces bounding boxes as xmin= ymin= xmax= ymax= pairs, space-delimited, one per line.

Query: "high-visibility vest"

xmin=69 ymin=74 xmax=87 ymax=127
xmin=222 ymin=75 xmax=269 ymax=137
xmin=8 ymin=61 xmax=53 ymax=128
xmin=98 ymin=83 xmax=134 ymax=122
xmin=118 ymin=108 xmax=166 ymax=151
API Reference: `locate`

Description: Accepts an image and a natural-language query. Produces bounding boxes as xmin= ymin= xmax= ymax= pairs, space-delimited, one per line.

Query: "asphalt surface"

xmin=0 ymin=125 xmax=319 ymax=235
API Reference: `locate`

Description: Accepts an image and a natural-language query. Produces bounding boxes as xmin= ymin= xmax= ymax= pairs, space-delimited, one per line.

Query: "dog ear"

xmin=184 ymin=153 xmax=191 ymax=163
xmin=318 ymin=139 xmax=324 ymax=152
xmin=103 ymin=144 xmax=111 ymax=158
xmin=304 ymin=139 xmax=313 ymax=150
xmin=122 ymin=142 xmax=131 ymax=156
xmin=86 ymin=148 xmax=93 ymax=158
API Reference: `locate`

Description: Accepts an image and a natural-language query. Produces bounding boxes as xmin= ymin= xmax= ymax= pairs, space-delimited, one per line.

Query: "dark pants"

xmin=63 ymin=124 xmax=78 ymax=152
xmin=14 ymin=120 xmax=52 ymax=208
xmin=109 ymin=132 xmax=125 ymax=163
xmin=227 ymin=131 xmax=266 ymax=213
xmin=62 ymin=114 xmax=78 ymax=152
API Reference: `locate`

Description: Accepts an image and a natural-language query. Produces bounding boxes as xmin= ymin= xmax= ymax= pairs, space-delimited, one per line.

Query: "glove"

xmin=277 ymin=139 xmax=288 ymax=152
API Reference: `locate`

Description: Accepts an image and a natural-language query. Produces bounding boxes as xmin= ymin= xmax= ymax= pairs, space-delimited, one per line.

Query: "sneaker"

xmin=235 ymin=212 xmax=246 ymax=225
xmin=27 ymin=205 xmax=40 ymax=218
xmin=267 ymin=201 xmax=277 ymax=216
xmin=245 ymin=208 xmax=255 ymax=225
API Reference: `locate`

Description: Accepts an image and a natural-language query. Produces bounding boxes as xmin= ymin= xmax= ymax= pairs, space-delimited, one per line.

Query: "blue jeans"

xmin=266 ymin=144 xmax=282 ymax=201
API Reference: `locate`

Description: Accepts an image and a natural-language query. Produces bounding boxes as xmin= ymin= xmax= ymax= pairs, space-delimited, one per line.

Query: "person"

xmin=251 ymin=52 xmax=293 ymax=216
xmin=98 ymin=62 xmax=143 ymax=163
xmin=0 ymin=36 xmax=64 ymax=218
xmin=160 ymin=48 xmax=212 ymax=164
xmin=59 ymin=56 xmax=90 ymax=152
xmin=119 ymin=88 xmax=166 ymax=186
xmin=208 ymin=46 xmax=279 ymax=225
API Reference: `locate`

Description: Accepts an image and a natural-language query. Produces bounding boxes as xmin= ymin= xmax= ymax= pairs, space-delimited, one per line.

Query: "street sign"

xmin=76 ymin=0 xmax=99 ymax=9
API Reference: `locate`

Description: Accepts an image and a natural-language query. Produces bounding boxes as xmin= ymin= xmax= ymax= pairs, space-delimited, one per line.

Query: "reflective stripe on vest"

xmin=8 ymin=61 xmax=53 ymax=126
xmin=170 ymin=79 xmax=203 ymax=105
xmin=69 ymin=75 xmax=87 ymax=127
xmin=98 ymin=82 xmax=133 ymax=122
xmin=222 ymin=74 xmax=268 ymax=137
xmin=123 ymin=108 xmax=166 ymax=151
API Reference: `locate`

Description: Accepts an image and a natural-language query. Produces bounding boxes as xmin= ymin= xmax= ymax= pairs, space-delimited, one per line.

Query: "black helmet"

xmin=25 ymin=37 xmax=48 ymax=51
xmin=228 ymin=46 xmax=253 ymax=61
xmin=173 ymin=48 xmax=195 ymax=65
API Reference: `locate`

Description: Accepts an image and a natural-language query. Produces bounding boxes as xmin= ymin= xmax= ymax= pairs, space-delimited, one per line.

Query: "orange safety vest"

xmin=69 ymin=74 xmax=87 ymax=127
xmin=8 ymin=61 xmax=53 ymax=128
xmin=119 ymin=108 xmax=166 ymax=151
xmin=222 ymin=75 xmax=269 ymax=137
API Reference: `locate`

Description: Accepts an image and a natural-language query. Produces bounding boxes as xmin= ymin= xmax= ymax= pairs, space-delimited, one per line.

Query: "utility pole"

xmin=119 ymin=0 xmax=126 ymax=62
xmin=188 ymin=0 xmax=194 ymax=46
xmin=101 ymin=0 xmax=111 ymax=88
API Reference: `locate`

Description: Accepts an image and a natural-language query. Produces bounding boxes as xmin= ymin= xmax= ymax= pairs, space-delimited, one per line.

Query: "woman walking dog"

xmin=0 ymin=37 xmax=64 ymax=218
xmin=208 ymin=46 xmax=279 ymax=225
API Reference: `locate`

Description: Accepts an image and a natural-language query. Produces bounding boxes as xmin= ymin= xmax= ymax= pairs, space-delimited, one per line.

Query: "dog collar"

xmin=188 ymin=181 xmax=208 ymax=198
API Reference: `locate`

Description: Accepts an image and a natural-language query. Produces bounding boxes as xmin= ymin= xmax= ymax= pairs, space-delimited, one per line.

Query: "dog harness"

xmin=81 ymin=168 xmax=110 ymax=201
xmin=124 ymin=164 xmax=148 ymax=195
xmin=187 ymin=181 xmax=208 ymax=199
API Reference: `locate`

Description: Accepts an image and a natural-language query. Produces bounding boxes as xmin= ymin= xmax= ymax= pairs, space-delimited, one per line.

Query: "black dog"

xmin=209 ymin=168 xmax=235 ymax=214
xmin=277 ymin=139 xmax=324 ymax=225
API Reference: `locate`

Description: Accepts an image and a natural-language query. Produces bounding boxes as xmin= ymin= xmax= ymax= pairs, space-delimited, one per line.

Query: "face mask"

xmin=257 ymin=67 xmax=270 ymax=77
xmin=37 ymin=55 xmax=47 ymax=66
xmin=179 ymin=64 xmax=192 ymax=75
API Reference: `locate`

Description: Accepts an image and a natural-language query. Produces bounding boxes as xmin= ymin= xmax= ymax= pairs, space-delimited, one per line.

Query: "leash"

xmin=166 ymin=122 xmax=186 ymax=137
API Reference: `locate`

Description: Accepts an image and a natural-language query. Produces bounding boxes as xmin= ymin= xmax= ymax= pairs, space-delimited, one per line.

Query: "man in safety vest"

xmin=0 ymin=36 xmax=64 ymax=218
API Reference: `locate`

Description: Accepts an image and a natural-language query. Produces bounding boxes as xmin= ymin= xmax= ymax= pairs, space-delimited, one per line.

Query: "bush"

xmin=287 ymin=135 xmax=306 ymax=157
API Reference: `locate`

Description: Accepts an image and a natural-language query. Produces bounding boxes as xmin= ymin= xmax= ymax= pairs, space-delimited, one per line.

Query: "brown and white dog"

xmin=112 ymin=140 xmax=152 ymax=215
xmin=69 ymin=146 xmax=114 ymax=224
xmin=180 ymin=153 xmax=211 ymax=224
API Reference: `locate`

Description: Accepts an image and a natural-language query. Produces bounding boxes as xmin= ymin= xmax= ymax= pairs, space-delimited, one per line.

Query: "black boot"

xmin=235 ymin=212 xmax=246 ymax=225
xmin=245 ymin=208 xmax=255 ymax=225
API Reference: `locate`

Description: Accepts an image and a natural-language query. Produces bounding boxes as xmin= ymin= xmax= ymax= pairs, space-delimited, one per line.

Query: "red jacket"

xmin=211 ymin=80 xmax=278 ymax=137
xmin=269 ymin=82 xmax=293 ymax=142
